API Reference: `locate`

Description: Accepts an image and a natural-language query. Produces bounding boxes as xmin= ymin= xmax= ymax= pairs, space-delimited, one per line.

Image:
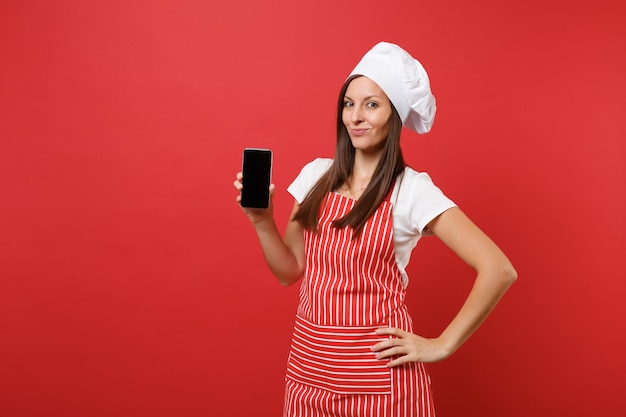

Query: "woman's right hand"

xmin=233 ymin=171 xmax=276 ymax=225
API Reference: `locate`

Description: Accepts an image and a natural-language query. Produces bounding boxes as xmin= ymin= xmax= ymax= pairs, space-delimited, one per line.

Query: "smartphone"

xmin=240 ymin=148 xmax=273 ymax=209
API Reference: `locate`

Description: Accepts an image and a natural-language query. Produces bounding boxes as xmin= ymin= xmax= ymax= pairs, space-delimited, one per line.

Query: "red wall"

xmin=1 ymin=1 xmax=625 ymax=416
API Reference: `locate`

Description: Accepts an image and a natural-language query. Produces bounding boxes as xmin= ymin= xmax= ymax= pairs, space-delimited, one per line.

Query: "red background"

xmin=1 ymin=1 xmax=625 ymax=416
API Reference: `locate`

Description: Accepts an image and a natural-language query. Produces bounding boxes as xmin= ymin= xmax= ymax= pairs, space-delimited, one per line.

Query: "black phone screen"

xmin=241 ymin=148 xmax=272 ymax=208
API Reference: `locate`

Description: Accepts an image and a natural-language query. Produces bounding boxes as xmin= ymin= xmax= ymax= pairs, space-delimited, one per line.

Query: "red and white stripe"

xmin=299 ymin=193 xmax=404 ymax=326
xmin=285 ymin=192 xmax=436 ymax=417
xmin=286 ymin=314 xmax=391 ymax=395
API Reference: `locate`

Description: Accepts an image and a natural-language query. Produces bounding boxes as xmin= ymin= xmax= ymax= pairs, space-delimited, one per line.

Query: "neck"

xmin=352 ymin=151 xmax=381 ymax=180
xmin=346 ymin=163 xmax=375 ymax=198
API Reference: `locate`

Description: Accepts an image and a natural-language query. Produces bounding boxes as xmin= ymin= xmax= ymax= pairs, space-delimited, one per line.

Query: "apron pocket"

xmin=286 ymin=314 xmax=391 ymax=395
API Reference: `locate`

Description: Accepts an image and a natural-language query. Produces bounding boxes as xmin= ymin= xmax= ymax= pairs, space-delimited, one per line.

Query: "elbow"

xmin=278 ymin=279 xmax=295 ymax=287
xmin=278 ymin=279 xmax=299 ymax=288
xmin=277 ymin=273 xmax=303 ymax=287
xmin=501 ymin=263 xmax=518 ymax=287
xmin=481 ymin=260 xmax=517 ymax=289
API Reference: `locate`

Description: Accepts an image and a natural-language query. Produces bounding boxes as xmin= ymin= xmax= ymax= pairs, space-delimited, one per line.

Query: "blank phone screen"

xmin=241 ymin=148 xmax=272 ymax=208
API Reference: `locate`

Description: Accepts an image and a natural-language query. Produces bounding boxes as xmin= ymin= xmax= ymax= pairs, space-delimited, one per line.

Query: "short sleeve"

xmin=391 ymin=167 xmax=457 ymax=287
xmin=393 ymin=168 xmax=457 ymax=235
xmin=287 ymin=158 xmax=333 ymax=203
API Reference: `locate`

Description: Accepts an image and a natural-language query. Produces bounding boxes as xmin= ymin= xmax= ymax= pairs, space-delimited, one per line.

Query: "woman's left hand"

xmin=372 ymin=327 xmax=451 ymax=366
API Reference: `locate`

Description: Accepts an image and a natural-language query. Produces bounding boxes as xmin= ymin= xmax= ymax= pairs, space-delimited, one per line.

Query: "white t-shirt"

xmin=287 ymin=158 xmax=457 ymax=288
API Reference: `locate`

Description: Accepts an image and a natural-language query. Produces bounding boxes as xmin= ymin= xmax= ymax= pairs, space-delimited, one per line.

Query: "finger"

xmin=371 ymin=340 xmax=391 ymax=352
xmin=375 ymin=346 xmax=405 ymax=360
xmin=386 ymin=355 xmax=412 ymax=368
xmin=371 ymin=335 xmax=406 ymax=353
xmin=236 ymin=172 xmax=243 ymax=180
xmin=375 ymin=327 xmax=407 ymax=338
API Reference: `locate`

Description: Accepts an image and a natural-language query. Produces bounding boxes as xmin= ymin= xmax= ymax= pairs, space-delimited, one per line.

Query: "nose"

xmin=350 ymin=106 xmax=364 ymax=124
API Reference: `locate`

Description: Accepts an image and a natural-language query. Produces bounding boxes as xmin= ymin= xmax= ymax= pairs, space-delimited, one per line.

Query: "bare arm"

xmin=373 ymin=207 xmax=517 ymax=365
xmin=234 ymin=172 xmax=305 ymax=286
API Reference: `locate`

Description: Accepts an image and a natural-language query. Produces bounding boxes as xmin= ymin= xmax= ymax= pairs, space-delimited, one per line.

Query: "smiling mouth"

xmin=350 ymin=129 xmax=368 ymax=136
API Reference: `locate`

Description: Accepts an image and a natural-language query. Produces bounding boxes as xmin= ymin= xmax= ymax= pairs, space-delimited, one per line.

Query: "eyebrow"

xmin=344 ymin=95 xmax=382 ymax=101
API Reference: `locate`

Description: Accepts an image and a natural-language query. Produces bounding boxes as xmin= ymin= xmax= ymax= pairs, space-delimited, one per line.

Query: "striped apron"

xmin=284 ymin=190 xmax=436 ymax=417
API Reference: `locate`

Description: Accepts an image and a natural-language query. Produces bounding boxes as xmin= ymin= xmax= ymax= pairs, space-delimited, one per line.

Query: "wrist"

xmin=251 ymin=215 xmax=277 ymax=232
xmin=435 ymin=336 xmax=458 ymax=360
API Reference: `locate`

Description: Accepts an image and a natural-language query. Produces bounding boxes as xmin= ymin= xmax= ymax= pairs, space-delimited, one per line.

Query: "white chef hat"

xmin=349 ymin=42 xmax=436 ymax=134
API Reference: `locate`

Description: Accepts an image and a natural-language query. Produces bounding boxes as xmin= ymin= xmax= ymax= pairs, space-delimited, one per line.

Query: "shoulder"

xmin=288 ymin=158 xmax=333 ymax=203
xmin=295 ymin=157 xmax=333 ymax=184
xmin=393 ymin=166 xmax=457 ymax=234
xmin=300 ymin=158 xmax=333 ymax=176
xmin=400 ymin=166 xmax=437 ymax=187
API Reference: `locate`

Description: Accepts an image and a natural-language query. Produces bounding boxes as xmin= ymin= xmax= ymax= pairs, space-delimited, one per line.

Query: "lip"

xmin=350 ymin=128 xmax=369 ymax=136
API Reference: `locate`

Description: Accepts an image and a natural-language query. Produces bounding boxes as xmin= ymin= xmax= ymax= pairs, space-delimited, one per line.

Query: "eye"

xmin=343 ymin=100 xmax=354 ymax=107
xmin=366 ymin=101 xmax=378 ymax=108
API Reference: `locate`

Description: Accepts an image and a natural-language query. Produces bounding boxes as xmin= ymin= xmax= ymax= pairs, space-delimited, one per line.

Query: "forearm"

xmin=252 ymin=218 xmax=304 ymax=286
xmin=426 ymin=207 xmax=518 ymax=359
xmin=372 ymin=267 xmax=516 ymax=366
xmin=234 ymin=175 xmax=304 ymax=286
xmin=437 ymin=266 xmax=517 ymax=357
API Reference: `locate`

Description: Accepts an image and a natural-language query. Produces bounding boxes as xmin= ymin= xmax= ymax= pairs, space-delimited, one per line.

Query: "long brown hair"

xmin=292 ymin=75 xmax=406 ymax=238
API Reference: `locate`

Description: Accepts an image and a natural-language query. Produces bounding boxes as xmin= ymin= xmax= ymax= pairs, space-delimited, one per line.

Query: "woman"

xmin=234 ymin=42 xmax=517 ymax=417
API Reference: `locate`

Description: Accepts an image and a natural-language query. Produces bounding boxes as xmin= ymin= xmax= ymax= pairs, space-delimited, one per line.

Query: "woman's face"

xmin=342 ymin=76 xmax=393 ymax=155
